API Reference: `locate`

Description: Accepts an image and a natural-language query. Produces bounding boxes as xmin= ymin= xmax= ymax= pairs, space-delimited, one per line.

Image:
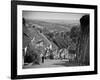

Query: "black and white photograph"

xmin=22 ymin=11 xmax=90 ymax=69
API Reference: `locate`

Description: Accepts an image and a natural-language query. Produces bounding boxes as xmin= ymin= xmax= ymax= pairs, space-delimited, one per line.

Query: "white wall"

xmin=0 ymin=0 xmax=99 ymax=80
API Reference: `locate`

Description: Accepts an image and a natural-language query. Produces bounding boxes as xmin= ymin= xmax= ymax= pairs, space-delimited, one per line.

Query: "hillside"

xmin=25 ymin=19 xmax=78 ymax=32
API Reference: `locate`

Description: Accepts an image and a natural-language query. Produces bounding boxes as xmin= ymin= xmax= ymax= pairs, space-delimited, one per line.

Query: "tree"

xmin=70 ymin=26 xmax=80 ymax=43
xmin=75 ymin=15 xmax=90 ymax=65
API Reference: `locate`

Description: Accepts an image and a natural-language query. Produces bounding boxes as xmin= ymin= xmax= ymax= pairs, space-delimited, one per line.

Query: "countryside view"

xmin=22 ymin=11 xmax=90 ymax=69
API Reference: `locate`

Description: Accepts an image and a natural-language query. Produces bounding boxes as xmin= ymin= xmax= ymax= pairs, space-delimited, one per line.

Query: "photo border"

xmin=11 ymin=1 xmax=97 ymax=79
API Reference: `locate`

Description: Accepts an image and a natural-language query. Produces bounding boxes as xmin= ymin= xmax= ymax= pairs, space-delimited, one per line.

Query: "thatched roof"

xmin=23 ymin=26 xmax=31 ymax=48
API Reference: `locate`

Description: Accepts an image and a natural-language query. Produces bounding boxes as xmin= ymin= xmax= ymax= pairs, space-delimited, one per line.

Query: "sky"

xmin=23 ymin=11 xmax=87 ymax=24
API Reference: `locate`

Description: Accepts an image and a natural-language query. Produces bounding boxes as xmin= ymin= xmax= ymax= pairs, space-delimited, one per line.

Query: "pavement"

xmin=23 ymin=59 xmax=81 ymax=69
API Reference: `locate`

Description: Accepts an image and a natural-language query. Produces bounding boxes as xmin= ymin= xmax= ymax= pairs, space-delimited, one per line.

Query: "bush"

xmin=24 ymin=45 xmax=41 ymax=64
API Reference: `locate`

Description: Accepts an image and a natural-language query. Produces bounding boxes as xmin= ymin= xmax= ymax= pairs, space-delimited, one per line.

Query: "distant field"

xmin=25 ymin=19 xmax=80 ymax=32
